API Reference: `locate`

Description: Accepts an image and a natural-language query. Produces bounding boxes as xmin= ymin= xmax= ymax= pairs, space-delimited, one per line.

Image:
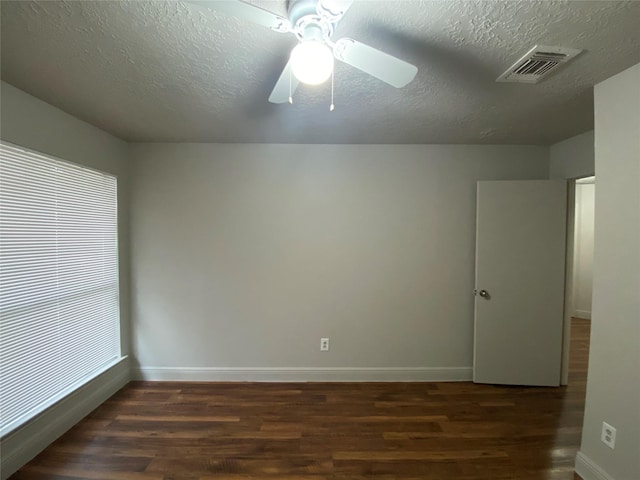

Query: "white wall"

xmin=575 ymin=63 xmax=640 ymax=480
xmin=130 ymin=143 xmax=549 ymax=381
xmin=0 ymin=82 xmax=131 ymax=478
xmin=573 ymin=181 xmax=595 ymax=319
xmin=550 ymin=130 xmax=595 ymax=179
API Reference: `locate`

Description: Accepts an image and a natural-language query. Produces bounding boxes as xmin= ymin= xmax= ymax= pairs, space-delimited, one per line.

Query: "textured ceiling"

xmin=2 ymin=0 xmax=640 ymax=145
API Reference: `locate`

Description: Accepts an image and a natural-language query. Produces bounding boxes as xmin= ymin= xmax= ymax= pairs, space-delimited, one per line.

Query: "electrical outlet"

xmin=601 ymin=422 xmax=616 ymax=449
xmin=320 ymin=337 xmax=329 ymax=351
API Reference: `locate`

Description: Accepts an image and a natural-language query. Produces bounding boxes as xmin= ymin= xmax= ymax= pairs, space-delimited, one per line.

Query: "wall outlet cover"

xmin=601 ymin=421 xmax=616 ymax=449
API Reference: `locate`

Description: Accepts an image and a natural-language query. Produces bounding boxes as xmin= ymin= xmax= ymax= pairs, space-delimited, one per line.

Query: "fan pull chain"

xmin=288 ymin=66 xmax=293 ymax=104
xmin=329 ymin=68 xmax=335 ymax=112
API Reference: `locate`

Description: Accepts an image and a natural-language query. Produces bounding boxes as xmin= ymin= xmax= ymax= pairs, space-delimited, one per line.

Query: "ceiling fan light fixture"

xmin=290 ymin=40 xmax=334 ymax=85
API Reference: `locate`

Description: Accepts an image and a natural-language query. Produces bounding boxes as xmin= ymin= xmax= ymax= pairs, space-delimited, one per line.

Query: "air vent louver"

xmin=497 ymin=45 xmax=582 ymax=84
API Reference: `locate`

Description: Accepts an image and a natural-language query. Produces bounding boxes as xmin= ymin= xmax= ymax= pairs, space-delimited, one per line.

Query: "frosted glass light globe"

xmin=290 ymin=41 xmax=334 ymax=85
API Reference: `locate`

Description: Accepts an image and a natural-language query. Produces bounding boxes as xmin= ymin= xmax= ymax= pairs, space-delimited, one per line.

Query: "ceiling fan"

xmin=187 ymin=0 xmax=418 ymax=104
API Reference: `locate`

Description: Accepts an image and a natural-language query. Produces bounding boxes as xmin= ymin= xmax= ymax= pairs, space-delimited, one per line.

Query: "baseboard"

xmin=575 ymin=451 xmax=615 ymax=480
xmin=574 ymin=310 xmax=592 ymax=319
xmin=0 ymin=357 xmax=130 ymax=480
xmin=133 ymin=366 xmax=473 ymax=382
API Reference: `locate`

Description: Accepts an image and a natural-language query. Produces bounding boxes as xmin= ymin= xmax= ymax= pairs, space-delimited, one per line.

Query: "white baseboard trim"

xmin=133 ymin=366 xmax=473 ymax=382
xmin=575 ymin=451 xmax=615 ymax=480
xmin=0 ymin=358 xmax=130 ymax=480
xmin=574 ymin=310 xmax=592 ymax=319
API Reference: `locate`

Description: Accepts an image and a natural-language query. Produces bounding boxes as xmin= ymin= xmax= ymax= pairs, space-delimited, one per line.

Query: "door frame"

xmin=560 ymin=175 xmax=595 ymax=386
xmin=560 ymin=180 xmax=576 ymax=386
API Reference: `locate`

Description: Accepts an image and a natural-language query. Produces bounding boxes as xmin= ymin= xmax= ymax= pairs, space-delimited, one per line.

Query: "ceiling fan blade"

xmin=333 ymin=37 xmax=418 ymax=88
xmin=269 ymin=60 xmax=299 ymax=104
xmin=316 ymin=0 xmax=354 ymax=23
xmin=187 ymin=1 xmax=291 ymax=33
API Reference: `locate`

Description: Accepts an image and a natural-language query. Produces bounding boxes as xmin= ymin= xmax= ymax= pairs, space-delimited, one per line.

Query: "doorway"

xmin=561 ymin=176 xmax=595 ymax=385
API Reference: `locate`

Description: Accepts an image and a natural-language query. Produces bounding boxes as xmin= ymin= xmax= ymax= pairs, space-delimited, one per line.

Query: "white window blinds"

xmin=0 ymin=142 xmax=121 ymax=437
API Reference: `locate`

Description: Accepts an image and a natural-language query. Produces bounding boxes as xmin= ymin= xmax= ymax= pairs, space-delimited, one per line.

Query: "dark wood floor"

xmin=13 ymin=319 xmax=591 ymax=480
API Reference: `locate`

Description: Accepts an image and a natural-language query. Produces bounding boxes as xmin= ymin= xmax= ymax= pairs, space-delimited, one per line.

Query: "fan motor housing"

xmin=288 ymin=0 xmax=318 ymax=23
xmin=289 ymin=0 xmax=334 ymax=41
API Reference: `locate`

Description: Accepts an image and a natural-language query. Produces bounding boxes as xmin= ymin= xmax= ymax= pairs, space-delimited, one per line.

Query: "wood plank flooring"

xmin=12 ymin=319 xmax=591 ymax=480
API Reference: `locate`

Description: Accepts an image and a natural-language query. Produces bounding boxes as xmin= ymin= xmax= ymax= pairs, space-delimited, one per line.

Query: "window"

xmin=0 ymin=142 xmax=121 ymax=437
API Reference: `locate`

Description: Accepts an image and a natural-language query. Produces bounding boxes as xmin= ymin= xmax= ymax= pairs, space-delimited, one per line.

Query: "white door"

xmin=474 ymin=180 xmax=567 ymax=386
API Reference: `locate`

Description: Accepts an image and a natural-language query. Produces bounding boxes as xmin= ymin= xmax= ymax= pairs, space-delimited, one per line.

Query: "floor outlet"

xmin=320 ymin=338 xmax=329 ymax=352
xmin=601 ymin=422 xmax=616 ymax=449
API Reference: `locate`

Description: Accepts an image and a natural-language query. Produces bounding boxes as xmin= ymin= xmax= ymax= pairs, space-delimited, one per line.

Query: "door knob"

xmin=478 ymin=289 xmax=490 ymax=299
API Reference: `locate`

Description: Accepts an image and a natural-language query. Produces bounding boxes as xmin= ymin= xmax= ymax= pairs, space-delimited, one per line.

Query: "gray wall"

xmin=576 ymin=63 xmax=640 ymax=480
xmin=549 ymin=130 xmax=595 ymax=180
xmin=0 ymin=81 xmax=131 ymax=478
xmin=130 ymin=143 xmax=549 ymax=380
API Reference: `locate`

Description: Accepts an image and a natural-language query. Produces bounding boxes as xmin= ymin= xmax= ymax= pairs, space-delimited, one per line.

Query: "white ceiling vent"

xmin=497 ymin=45 xmax=582 ymax=84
